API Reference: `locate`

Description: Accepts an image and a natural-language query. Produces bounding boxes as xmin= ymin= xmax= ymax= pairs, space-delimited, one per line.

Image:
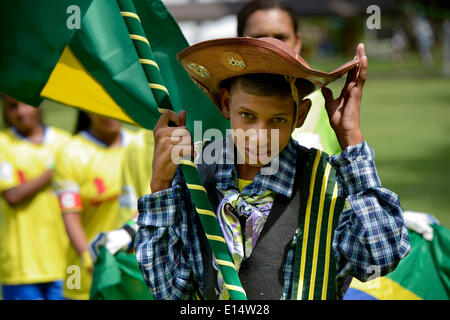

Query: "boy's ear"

xmin=295 ymin=98 xmax=312 ymax=129
xmin=294 ymin=32 xmax=302 ymax=55
xmin=220 ymin=88 xmax=231 ymax=120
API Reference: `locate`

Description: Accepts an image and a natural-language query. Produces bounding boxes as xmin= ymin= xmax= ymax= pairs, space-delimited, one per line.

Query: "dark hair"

xmin=237 ymin=0 xmax=299 ymax=37
xmin=74 ymin=110 xmax=91 ymax=134
xmin=221 ymin=73 xmax=314 ymax=101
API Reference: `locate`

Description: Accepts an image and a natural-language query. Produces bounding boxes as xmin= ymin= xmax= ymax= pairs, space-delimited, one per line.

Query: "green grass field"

xmin=1 ymin=55 xmax=449 ymax=228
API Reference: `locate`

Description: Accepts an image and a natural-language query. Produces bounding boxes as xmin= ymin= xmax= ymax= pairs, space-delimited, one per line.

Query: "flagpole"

xmin=117 ymin=0 xmax=246 ymax=300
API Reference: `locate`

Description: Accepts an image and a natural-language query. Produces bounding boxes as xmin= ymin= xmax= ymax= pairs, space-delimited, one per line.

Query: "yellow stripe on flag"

xmin=149 ymin=83 xmax=169 ymax=94
xmin=349 ymin=277 xmax=422 ymax=300
xmin=40 ymin=46 xmax=138 ymax=126
xmin=140 ymin=59 xmax=160 ymax=70
xmin=120 ymin=11 xmax=141 ymax=22
xmin=196 ymin=208 xmax=216 ymax=218
xmin=215 ymin=259 xmax=237 ymax=270
xmin=206 ymin=234 xmax=226 ymax=243
xmin=130 ymin=34 xmax=150 ymax=46
xmin=224 ymin=284 xmax=247 ymax=296
xmin=187 ymin=184 xmax=207 ymax=192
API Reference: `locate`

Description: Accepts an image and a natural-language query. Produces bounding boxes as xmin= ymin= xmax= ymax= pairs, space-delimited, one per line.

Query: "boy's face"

xmin=220 ymin=84 xmax=308 ymax=168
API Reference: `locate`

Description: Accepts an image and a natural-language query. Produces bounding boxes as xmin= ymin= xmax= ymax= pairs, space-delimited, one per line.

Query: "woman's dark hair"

xmin=237 ymin=0 xmax=299 ymax=37
xmin=74 ymin=110 xmax=91 ymax=134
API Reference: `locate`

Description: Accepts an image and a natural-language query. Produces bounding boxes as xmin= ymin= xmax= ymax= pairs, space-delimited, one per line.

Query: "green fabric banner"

xmin=90 ymin=247 xmax=154 ymax=300
xmin=0 ymin=0 xmax=93 ymax=106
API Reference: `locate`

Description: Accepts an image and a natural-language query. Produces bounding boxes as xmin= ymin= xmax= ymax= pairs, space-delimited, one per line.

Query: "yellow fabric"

xmin=117 ymin=129 xmax=154 ymax=226
xmin=292 ymin=91 xmax=327 ymax=150
xmin=349 ymin=277 xmax=422 ymax=300
xmin=237 ymin=178 xmax=253 ymax=192
xmin=41 ymin=46 xmax=138 ymax=126
xmin=53 ymin=128 xmax=135 ymax=300
xmin=0 ymin=127 xmax=71 ymax=285
xmin=296 ymin=150 xmax=321 ymax=300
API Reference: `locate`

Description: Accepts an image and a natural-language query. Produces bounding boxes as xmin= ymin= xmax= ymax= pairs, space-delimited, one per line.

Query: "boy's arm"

xmin=135 ymin=168 xmax=201 ymax=300
xmin=134 ymin=109 xmax=201 ymax=300
xmin=328 ymin=142 xmax=410 ymax=282
xmin=322 ymin=43 xmax=409 ymax=282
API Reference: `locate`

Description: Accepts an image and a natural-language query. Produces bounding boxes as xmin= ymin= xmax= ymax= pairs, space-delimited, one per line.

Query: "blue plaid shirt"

xmin=135 ymin=139 xmax=410 ymax=300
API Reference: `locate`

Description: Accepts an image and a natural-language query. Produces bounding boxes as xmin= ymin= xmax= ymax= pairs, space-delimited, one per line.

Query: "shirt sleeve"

xmin=135 ymin=167 xmax=203 ymax=300
xmin=0 ymin=160 xmax=17 ymax=193
xmin=328 ymin=141 xmax=410 ymax=283
xmin=52 ymin=146 xmax=82 ymax=213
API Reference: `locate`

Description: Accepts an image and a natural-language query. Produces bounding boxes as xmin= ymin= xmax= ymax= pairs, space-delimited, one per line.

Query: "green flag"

xmin=0 ymin=0 xmax=229 ymax=135
xmin=90 ymin=247 xmax=154 ymax=300
xmin=345 ymin=223 xmax=450 ymax=300
xmin=0 ymin=0 xmax=245 ymax=300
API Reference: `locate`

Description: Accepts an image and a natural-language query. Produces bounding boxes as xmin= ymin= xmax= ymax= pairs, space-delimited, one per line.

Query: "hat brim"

xmin=177 ymin=37 xmax=360 ymax=109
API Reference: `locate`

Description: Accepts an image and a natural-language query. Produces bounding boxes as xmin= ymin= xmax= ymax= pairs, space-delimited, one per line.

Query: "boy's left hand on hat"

xmin=321 ymin=43 xmax=367 ymax=150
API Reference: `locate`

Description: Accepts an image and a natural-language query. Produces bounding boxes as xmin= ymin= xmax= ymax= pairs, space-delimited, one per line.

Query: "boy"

xmin=135 ymin=37 xmax=410 ymax=300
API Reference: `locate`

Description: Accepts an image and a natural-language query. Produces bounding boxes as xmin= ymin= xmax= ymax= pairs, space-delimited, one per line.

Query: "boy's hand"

xmin=322 ymin=43 xmax=367 ymax=150
xmin=150 ymin=110 xmax=193 ymax=193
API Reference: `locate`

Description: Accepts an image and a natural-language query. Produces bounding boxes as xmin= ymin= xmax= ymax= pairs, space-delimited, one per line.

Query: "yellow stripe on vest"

xmin=139 ymin=58 xmax=160 ymax=70
xmin=308 ymin=163 xmax=332 ymax=299
xmin=120 ymin=11 xmax=141 ymax=22
xmin=130 ymin=34 xmax=150 ymax=46
xmin=187 ymin=184 xmax=207 ymax=193
xmin=296 ymin=150 xmax=322 ymax=300
xmin=149 ymin=83 xmax=169 ymax=94
xmin=321 ymin=183 xmax=339 ymax=300
xmin=206 ymin=234 xmax=226 ymax=243
xmin=196 ymin=208 xmax=216 ymax=218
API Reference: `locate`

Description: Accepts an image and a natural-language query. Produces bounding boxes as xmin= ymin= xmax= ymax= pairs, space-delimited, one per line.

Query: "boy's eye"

xmin=272 ymin=117 xmax=287 ymax=124
xmin=240 ymin=112 xmax=255 ymax=120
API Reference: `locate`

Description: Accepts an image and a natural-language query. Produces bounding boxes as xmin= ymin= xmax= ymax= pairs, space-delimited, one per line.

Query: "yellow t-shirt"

xmin=53 ymin=129 xmax=134 ymax=300
xmin=117 ymin=128 xmax=154 ymax=226
xmin=0 ymin=126 xmax=71 ymax=285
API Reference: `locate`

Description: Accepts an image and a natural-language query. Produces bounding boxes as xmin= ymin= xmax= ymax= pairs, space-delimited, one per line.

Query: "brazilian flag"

xmin=0 ymin=0 xmax=248 ymax=300
xmin=344 ymin=224 xmax=450 ymax=300
xmin=0 ymin=0 xmax=228 ymax=134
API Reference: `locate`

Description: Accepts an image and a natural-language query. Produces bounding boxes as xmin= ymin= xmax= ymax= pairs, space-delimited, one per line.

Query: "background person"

xmin=0 ymin=94 xmax=70 ymax=300
xmin=237 ymin=0 xmax=342 ymax=154
xmin=53 ymin=111 xmax=135 ymax=300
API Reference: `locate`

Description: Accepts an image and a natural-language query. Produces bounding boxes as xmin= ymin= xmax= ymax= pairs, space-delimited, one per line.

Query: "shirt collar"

xmin=215 ymin=134 xmax=298 ymax=198
xmin=10 ymin=125 xmax=50 ymax=144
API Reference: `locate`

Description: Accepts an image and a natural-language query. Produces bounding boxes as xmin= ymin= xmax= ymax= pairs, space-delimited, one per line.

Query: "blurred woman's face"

xmin=87 ymin=113 xmax=121 ymax=135
xmin=4 ymin=96 xmax=41 ymax=132
xmin=242 ymin=8 xmax=302 ymax=54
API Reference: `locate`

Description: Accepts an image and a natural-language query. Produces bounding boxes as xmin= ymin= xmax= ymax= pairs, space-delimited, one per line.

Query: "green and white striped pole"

xmin=117 ymin=0 xmax=246 ymax=300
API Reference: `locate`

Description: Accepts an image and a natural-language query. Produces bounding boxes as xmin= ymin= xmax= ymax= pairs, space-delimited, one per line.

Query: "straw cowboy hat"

xmin=177 ymin=37 xmax=360 ymax=110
